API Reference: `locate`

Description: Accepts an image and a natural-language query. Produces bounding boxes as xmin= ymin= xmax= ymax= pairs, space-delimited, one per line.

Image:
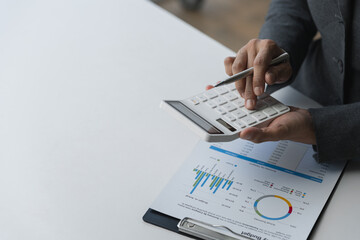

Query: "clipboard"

xmin=143 ymin=208 xmax=252 ymax=240
xmin=143 ymin=87 xmax=348 ymax=240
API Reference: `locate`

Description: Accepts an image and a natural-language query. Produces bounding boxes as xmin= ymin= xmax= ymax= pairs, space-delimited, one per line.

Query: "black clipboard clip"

xmin=178 ymin=217 xmax=253 ymax=240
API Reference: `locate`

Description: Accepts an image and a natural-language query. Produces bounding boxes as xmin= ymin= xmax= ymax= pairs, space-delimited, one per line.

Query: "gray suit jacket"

xmin=259 ymin=0 xmax=360 ymax=162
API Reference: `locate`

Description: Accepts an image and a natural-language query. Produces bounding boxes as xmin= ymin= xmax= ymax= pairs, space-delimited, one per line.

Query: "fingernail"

xmin=246 ymin=99 xmax=255 ymax=109
xmin=254 ymin=87 xmax=262 ymax=96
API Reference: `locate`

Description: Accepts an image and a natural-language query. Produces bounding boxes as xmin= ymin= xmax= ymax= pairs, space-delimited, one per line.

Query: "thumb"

xmin=239 ymin=125 xmax=288 ymax=143
xmin=265 ymin=63 xmax=292 ymax=85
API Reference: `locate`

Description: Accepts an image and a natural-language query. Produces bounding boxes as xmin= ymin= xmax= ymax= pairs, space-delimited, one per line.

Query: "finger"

xmin=224 ymin=57 xmax=235 ymax=76
xmin=244 ymin=48 xmax=257 ymax=109
xmin=235 ymin=78 xmax=246 ymax=97
xmin=232 ymin=48 xmax=248 ymax=97
xmin=232 ymin=48 xmax=247 ymax=74
xmin=239 ymin=125 xmax=289 ymax=143
xmin=252 ymin=49 xmax=274 ymax=96
xmin=265 ymin=63 xmax=292 ymax=85
xmin=244 ymin=76 xmax=256 ymax=109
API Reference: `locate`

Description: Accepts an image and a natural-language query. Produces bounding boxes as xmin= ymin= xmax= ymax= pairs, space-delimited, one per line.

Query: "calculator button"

xmin=215 ymin=87 xmax=229 ymax=95
xmin=196 ymin=94 xmax=207 ymax=102
xmin=233 ymin=98 xmax=245 ymax=108
xmin=204 ymin=90 xmax=218 ymax=99
xmin=216 ymin=107 xmax=227 ymax=115
xmin=255 ymin=101 xmax=267 ymax=110
xmin=263 ymin=97 xmax=279 ymax=105
xmin=242 ymin=107 xmax=256 ymax=114
xmin=224 ymin=114 xmax=236 ymax=122
xmin=232 ymin=109 xmax=246 ymax=118
xmin=206 ymin=100 xmax=217 ymax=108
xmin=213 ymin=97 xmax=227 ymax=106
xmin=189 ymin=97 xmax=200 ymax=105
xmin=273 ymin=103 xmax=288 ymax=112
xmin=224 ymin=93 xmax=238 ymax=101
xmin=225 ymin=84 xmax=237 ymax=91
xmin=233 ymin=90 xmax=241 ymax=97
xmin=262 ymin=107 xmax=277 ymax=116
xmin=241 ymin=115 xmax=257 ymax=125
xmin=252 ymin=112 xmax=267 ymax=121
xmin=223 ymin=103 xmax=237 ymax=112
xmin=234 ymin=120 xmax=246 ymax=129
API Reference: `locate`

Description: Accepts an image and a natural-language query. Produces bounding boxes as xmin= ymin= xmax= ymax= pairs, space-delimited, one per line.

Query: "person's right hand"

xmin=224 ymin=39 xmax=292 ymax=109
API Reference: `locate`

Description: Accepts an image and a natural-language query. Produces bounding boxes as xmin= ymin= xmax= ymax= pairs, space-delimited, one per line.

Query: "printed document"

xmin=151 ymin=139 xmax=345 ymax=240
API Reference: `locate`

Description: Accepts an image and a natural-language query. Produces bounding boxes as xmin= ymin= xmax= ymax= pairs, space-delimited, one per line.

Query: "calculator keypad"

xmin=185 ymin=84 xmax=289 ymax=133
xmin=204 ymin=90 xmax=218 ymax=99
xmin=234 ymin=120 xmax=246 ymax=129
xmin=224 ymin=114 xmax=236 ymax=122
xmin=215 ymin=87 xmax=229 ymax=95
xmin=213 ymin=96 xmax=227 ymax=106
xmin=225 ymin=84 xmax=237 ymax=91
xmin=223 ymin=103 xmax=236 ymax=112
xmin=232 ymin=109 xmax=246 ymax=118
xmin=224 ymin=93 xmax=238 ymax=101
xmin=263 ymin=107 xmax=277 ymax=116
xmin=252 ymin=112 xmax=267 ymax=121
xmin=189 ymin=97 xmax=200 ymax=105
xmin=241 ymin=115 xmax=257 ymax=125
xmin=206 ymin=100 xmax=217 ymax=108
xmin=216 ymin=107 xmax=227 ymax=115
xmin=196 ymin=94 xmax=207 ymax=102
xmin=273 ymin=103 xmax=288 ymax=112
xmin=233 ymin=98 xmax=245 ymax=108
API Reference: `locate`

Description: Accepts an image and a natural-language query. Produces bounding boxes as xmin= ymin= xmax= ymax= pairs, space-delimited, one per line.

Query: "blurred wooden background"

xmin=155 ymin=0 xmax=271 ymax=52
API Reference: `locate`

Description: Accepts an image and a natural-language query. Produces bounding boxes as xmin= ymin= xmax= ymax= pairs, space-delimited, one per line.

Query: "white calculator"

xmin=161 ymin=84 xmax=290 ymax=142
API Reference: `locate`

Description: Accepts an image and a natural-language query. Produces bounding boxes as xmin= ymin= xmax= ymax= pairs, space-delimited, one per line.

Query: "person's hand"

xmin=224 ymin=39 xmax=292 ymax=109
xmin=239 ymin=107 xmax=316 ymax=145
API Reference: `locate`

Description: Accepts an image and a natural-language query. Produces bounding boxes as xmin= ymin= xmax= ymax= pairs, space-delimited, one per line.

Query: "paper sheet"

xmin=151 ymin=139 xmax=345 ymax=240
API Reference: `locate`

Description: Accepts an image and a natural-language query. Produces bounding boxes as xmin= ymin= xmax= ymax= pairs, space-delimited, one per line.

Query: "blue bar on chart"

xmin=191 ymin=168 xmax=233 ymax=194
xmin=227 ymin=181 xmax=233 ymax=190
xmin=201 ymin=174 xmax=211 ymax=187
xmin=213 ymin=178 xmax=224 ymax=194
xmin=222 ymin=180 xmax=229 ymax=189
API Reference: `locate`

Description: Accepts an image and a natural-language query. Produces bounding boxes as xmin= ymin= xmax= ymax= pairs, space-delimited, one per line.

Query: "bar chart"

xmin=191 ymin=166 xmax=234 ymax=194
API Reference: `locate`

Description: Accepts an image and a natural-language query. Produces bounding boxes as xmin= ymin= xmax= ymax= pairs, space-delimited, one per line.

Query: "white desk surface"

xmin=0 ymin=0 xmax=359 ymax=239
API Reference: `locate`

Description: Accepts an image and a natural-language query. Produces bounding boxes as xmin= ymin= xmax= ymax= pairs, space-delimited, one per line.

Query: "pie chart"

xmin=254 ymin=195 xmax=292 ymax=220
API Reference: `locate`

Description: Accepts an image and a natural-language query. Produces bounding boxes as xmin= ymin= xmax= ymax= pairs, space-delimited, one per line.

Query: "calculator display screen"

xmin=166 ymin=101 xmax=223 ymax=134
xmin=216 ymin=118 xmax=236 ymax=132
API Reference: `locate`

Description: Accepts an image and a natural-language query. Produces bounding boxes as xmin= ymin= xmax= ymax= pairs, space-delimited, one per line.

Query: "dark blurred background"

xmin=154 ymin=0 xmax=271 ymax=51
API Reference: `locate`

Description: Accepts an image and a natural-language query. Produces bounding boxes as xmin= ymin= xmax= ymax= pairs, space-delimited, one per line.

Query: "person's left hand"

xmin=239 ymin=107 xmax=316 ymax=145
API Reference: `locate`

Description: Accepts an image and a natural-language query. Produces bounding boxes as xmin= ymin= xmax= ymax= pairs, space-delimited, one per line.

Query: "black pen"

xmin=214 ymin=52 xmax=289 ymax=87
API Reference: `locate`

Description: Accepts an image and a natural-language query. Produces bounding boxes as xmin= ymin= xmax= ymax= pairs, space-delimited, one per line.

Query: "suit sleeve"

xmin=259 ymin=0 xmax=317 ymax=92
xmin=258 ymin=1 xmax=360 ymax=162
xmin=309 ymin=103 xmax=360 ymax=162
